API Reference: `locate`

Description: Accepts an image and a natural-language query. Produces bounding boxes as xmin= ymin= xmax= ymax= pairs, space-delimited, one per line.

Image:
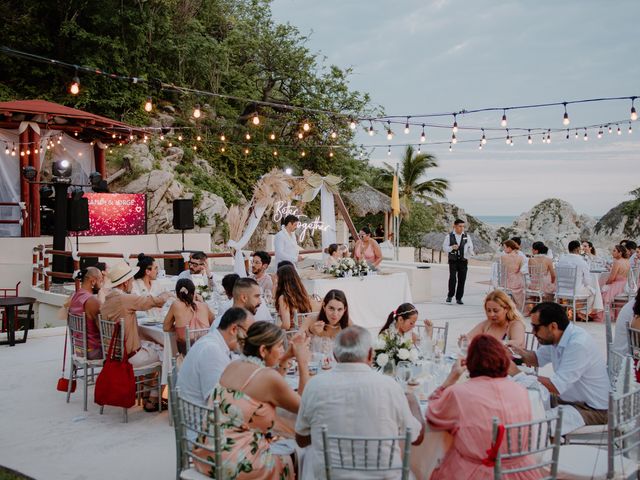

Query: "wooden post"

xmin=18 ymin=128 xmax=29 ymax=237
xmin=29 ymin=127 xmax=41 ymax=237
xmin=332 ymin=193 xmax=358 ymax=240
xmin=94 ymin=143 xmax=106 ymax=178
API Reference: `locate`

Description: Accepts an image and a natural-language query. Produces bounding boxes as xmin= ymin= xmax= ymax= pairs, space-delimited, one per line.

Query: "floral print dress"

xmin=194 ymin=367 xmax=294 ymax=480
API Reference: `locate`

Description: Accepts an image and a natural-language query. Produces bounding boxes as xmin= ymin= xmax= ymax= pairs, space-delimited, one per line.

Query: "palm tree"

xmin=374 ymin=145 xmax=449 ymax=210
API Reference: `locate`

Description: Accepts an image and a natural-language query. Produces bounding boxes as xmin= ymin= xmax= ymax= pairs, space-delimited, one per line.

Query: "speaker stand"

xmin=181 ymin=229 xmax=185 ymax=251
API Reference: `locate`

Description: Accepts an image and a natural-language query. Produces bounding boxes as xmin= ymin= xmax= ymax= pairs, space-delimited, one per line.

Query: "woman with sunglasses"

xmin=353 ymin=226 xmax=383 ymax=268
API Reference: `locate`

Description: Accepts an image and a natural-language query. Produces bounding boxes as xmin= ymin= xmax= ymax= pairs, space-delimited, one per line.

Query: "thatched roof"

xmin=343 ymin=184 xmax=406 ymax=216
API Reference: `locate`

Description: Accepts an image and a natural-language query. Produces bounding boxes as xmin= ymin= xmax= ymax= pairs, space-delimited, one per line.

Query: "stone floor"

xmin=0 ymin=264 xmax=609 ymax=480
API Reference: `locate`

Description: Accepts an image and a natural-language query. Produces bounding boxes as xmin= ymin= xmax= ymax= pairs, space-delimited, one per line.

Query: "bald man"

xmin=68 ymin=267 xmax=104 ymax=359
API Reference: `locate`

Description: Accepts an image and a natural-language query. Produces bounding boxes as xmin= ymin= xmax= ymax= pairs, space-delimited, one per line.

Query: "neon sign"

xmin=272 ymin=201 xmax=330 ymax=242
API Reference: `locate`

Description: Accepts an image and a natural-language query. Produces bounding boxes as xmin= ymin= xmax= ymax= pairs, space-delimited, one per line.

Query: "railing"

xmin=32 ymin=245 xmax=322 ymax=292
xmin=0 ymin=202 xmax=24 ymax=225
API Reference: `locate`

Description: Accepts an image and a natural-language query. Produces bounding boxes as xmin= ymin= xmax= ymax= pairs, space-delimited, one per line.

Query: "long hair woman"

xmin=308 ymin=289 xmax=351 ymax=353
xmin=162 ymin=278 xmax=213 ymax=354
xmin=275 ymin=264 xmax=318 ymax=330
xmin=379 ymin=302 xmax=431 ymax=346
xmin=461 ymin=290 xmax=526 ymax=348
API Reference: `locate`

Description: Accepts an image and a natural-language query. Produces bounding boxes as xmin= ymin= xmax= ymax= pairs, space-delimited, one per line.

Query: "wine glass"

xmin=395 ymin=361 xmax=412 ymax=391
xmin=458 ymin=336 xmax=469 ymax=358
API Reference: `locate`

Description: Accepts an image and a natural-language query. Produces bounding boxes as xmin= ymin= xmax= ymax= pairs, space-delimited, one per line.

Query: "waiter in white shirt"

xmin=274 ymin=214 xmax=302 ymax=268
xmin=442 ymin=218 xmax=474 ymax=304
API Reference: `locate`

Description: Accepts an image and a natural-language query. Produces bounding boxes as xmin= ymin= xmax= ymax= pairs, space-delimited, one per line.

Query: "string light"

xmin=196 ymin=135 xmax=201 ymax=141
xmin=177 ymin=134 xmax=182 ymax=141
xmin=575 ymin=130 xmax=579 ymax=139
xmin=478 ymin=142 xmax=482 ymax=150
xmin=481 ymin=129 xmax=487 ymax=145
xmin=300 ymin=150 xmax=306 ymax=157
xmin=252 ymin=113 xmax=260 ymax=125
xmin=451 ymin=133 xmax=457 ymax=144
xmin=192 ymin=145 xmax=197 ymax=151
xmin=629 ymin=122 xmax=633 ymax=134
xmin=302 ymin=122 xmax=310 ymax=132
xmin=220 ymin=146 xmax=225 ymax=153
xmin=297 ymin=132 xmax=304 ymax=139
xmin=597 ymin=128 xmax=602 ymax=139
xmin=562 ymin=103 xmax=570 ymax=126
xmin=269 ymin=133 xmax=276 ymax=140
xmin=583 ymin=128 xmax=588 ymax=141
xmin=631 ymin=98 xmax=638 ymax=121
xmin=386 ymin=121 xmax=393 ymax=141
xmin=608 ymin=125 xmax=613 ymax=134
xmin=547 ymin=130 xmax=552 ymax=143
xmin=220 ymin=134 xmax=226 ymax=142
xmin=168 ymin=142 xmax=173 ymax=147
xmin=617 ymin=125 xmax=622 ymax=135
xmin=330 ymin=131 xmax=337 ymax=139
xmin=404 ymin=117 xmax=410 ymax=134
xmin=448 ymin=143 xmax=452 ymax=152
xmin=500 ymin=110 xmax=507 ymax=127
xmin=368 ymin=123 xmax=374 ymax=136
xmin=329 ymin=150 xmax=334 ymax=158
xmin=4 ymin=144 xmax=8 ymax=155
xmin=244 ymin=148 xmax=250 ymax=155
xmin=387 ymin=145 xmax=391 ymax=156
xmin=420 ymin=124 xmax=426 ymax=143
xmin=160 ymin=134 xmax=164 ymax=140
xmin=245 ymin=133 xmax=251 ymax=140
xmin=528 ymin=130 xmax=533 ymax=144
xmin=417 ymin=144 xmax=421 ymax=153
xmin=349 ymin=118 xmax=357 ymax=130
xmin=11 ymin=145 xmax=16 ymax=156
xmin=272 ymin=149 xmax=278 ymax=156
xmin=193 ymin=104 xmax=201 ymax=119
xmin=505 ymin=130 xmax=510 ymax=145
xmin=69 ymin=72 xmax=80 ymax=95
xmin=452 ymin=114 xmax=458 ymax=133
xmin=144 ymin=97 xmax=153 ymax=112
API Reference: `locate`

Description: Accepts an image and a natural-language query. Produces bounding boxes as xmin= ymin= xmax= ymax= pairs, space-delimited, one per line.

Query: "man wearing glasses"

xmin=510 ymin=302 xmax=609 ymax=434
xmin=178 ymin=251 xmax=214 ymax=289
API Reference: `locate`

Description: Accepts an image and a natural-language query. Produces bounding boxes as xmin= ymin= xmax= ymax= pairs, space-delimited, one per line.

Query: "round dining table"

xmin=0 ymin=296 xmax=35 ymax=346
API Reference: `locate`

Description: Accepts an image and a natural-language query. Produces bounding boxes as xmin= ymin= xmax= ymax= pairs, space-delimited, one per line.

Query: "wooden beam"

xmin=333 ymin=193 xmax=358 ymax=240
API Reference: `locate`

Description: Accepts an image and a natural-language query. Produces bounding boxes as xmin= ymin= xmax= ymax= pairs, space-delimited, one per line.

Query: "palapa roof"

xmin=343 ymin=183 xmax=406 ymax=216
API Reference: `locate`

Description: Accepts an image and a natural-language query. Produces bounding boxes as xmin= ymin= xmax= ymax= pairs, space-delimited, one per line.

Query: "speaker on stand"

xmin=173 ymin=199 xmax=194 ymax=250
xmin=67 ymin=194 xmax=91 ymax=267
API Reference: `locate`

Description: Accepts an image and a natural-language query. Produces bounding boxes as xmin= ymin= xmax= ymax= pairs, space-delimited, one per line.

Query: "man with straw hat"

xmin=100 ymin=261 xmax=171 ymax=411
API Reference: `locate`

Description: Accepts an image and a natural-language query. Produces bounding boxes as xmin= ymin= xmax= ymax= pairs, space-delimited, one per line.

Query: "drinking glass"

xmin=458 ymin=337 xmax=469 ymax=358
xmin=395 ymin=361 xmax=412 ymax=390
xmin=436 ymin=331 xmax=446 ymax=355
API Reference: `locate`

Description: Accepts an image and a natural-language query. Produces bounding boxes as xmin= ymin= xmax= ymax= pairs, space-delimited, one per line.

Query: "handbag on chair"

xmin=56 ymin=329 xmax=76 ymax=393
xmin=95 ymin=323 xmax=136 ymax=408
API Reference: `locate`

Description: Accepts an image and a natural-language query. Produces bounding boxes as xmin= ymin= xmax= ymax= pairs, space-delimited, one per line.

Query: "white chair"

xmin=523 ymin=330 xmax=540 ymax=374
xmin=184 ymin=327 xmax=209 ymax=354
xmin=628 ymin=327 xmax=640 ymax=365
xmin=98 ymin=317 xmax=162 ymax=423
xmin=555 ymin=387 xmax=640 ymax=480
xmin=167 ymin=359 xmax=180 ymax=478
xmin=415 ymin=321 xmax=449 ymax=354
xmin=525 ymin=263 xmax=548 ymax=311
xmin=493 ymin=408 xmax=564 ymax=479
xmin=555 ymin=266 xmax=590 ymax=321
xmin=320 ymin=425 xmax=413 ymax=480
xmin=67 ymin=312 xmax=103 ymax=411
xmin=174 ymin=387 xmax=223 ymax=480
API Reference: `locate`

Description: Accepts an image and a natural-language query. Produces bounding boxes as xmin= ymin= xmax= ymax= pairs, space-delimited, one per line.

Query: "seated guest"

xmin=324 ymin=243 xmax=341 ymax=267
xmin=338 ymin=244 xmax=349 ymax=258
xmin=557 ymin=240 xmax=597 ymax=316
xmin=195 ymin=322 xmax=310 ymax=479
xmin=379 ymin=302 xmax=431 ymax=346
xmin=500 ymin=239 xmax=525 ymax=310
xmin=510 ymin=236 xmax=529 ymax=274
xmin=217 ymin=273 xmax=240 ymax=318
xmin=510 ymin=302 xmax=609 ymax=434
xmin=211 ymin=277 xmax=261 ymax=330
xmin=178 ymin=251 xmax=214 ymax=289
xmin=271 ymin=260 xmax=294 ymax=297
xmin=308 ymin=289 xmax=350 ymax=353
xmin=461 ymin=290 xmax=526 ymax=348
xmin=131 ymin=253 xmax=164 ymax=296
xmin=176 ymin=307 xmax=252 ymax=406
xmin=100 ymin=262 xmax=171 ymax=411
xmin=613 ymin=287 xmax=640 ymax=355
xmin=250 ymin=251 xmax=273 ymax=294
xmin=593 ymin=244 xmax=630 ymax=322
xmin=295 ymin=326 xmax=424 ymax=479
xmin=163 ymin=278 xmax=214 ymax=354
xmin=581 ymin=240 xmax=597 ymax=261
xmin=620 ymin=239 xmax=637 ymax=265
xmin=275 ymin=264 xmax=319 ymax=330
xmin=528 ymin=241 xmax=556 ymax=300
xmin=353 ymin=226 xmax=383 ymax=268
xmin=68 ymin=267 xmax=104 ymax=360
xmin=95 ymin=262 xmax=111 ymax=304
xmin=427 ymin=335 xmax=539 ymax=479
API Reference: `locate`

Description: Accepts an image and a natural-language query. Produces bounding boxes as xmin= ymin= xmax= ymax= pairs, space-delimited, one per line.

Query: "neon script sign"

xmin=273 ymin=201 xmax=330 ymax=242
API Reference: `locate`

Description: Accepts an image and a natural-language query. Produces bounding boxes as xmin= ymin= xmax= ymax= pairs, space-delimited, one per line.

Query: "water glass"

xmin=458 ymin=337 xmax=469 ymax=358
xmin=395 ymin=361 xmax=412 ymax=390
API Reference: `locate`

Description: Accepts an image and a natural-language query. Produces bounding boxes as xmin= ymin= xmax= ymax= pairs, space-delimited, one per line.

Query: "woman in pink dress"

xmin=353 ymin=226 xmax=383 ymax=267
xmin=500 ymin=240 xmax=525 ymax=310
xmin=461 ymin=290 xmax=526 ymax=348
xmin=593 ymin=244 xmax=631 ymax=322
xmin=528 ymin=242 xmax=556 ymax=300
xmin=427 ymin=335 xmax=540 ymax=480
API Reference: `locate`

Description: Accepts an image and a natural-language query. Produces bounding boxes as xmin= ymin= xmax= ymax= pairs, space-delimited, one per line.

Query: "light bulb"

xmin=220 ymin=147 xmax=225 ymax=153
xmin=575 ymin=130 xmax=579 ymax=139
xmin=547 ymin=133 xmax=552 ymax=144
xmin=505 ymin=136 xmax=510 ymax=145
xmin=617 ymin=126 xmax=622 ymax=135
xmin=220 ymin=134 xmax=226 ymax=142
xmin=193 ymin=104 xmax=201 ymax=119
xmin=11 ymin=147 xmax=16 ymax=156
xmin=4 ymin=145 xmax=8 ymax=155
xmin=160 ymin=134 xmax=164 ymax=140
xmin=597 ymin=129 xmax=602 ymax=139
xmin=629 ymin=123 xmax=633 ymax=134
xmin=387 ymin=146 xmax=391 ymax=156
xmin=509 ymin=138 xmax=514 ymax=146
xmin=449 ymin=144 xmax=452 ymax=152
xmin=297 ymin=132 xmax=303 ymax=139
xmin=451 ymin=133 xmax=457 ymax=144
xmin=196 ymin=135 xmax=201 ymax=141
xmin=387 ymin=130 xmax=393 ymax=141
xmin=608 ymin=125 xmax=612 ymax=134
xmin=583 ymin=130 xmax=588 ymax=141
xmin=245 ymin=133 xmax=251 ymax=140
xmin=244 ymin=148 xmax=249 ymax=155
xmin=349 ymin=119 xmax=356 ymax=130
xmin=69 ymin=77 xmax=80 ymax=95
xmin=481 ymin=129 xmax=487 ymax=145
xmin=330 ymin=131 xmax=337 ymax=139
xmin=168 ymin=142 xmax=172 ymax=147
xmin=301 ymin=150 xmax=306 ymax=157
xmin=269 ymin=133 xmax=276 ymax=140
xmin=193 ymin=145 xmax=197 ymax=151
xmin=404 ymin=118 xmax=410 ymax=134
xmin=285 ymin=167 xmax=293 ymax=175
xmin=329 ymin=150 xmax=334 ymax=158
xmin=563 ymin=112 xmax=570 ymax=126
xmin=420 ymin=124 xmax=426 ymax=143
xmin=631 ymin=101 xmax=638 ymax=121
xmin=252 ymin=113 xmax=260 ymax=125
xmin=452 ymin=117 xmax=458 ymax=133
xmin=500 ymin=111 xmax=507 ymax=127
xmin=273 ymin=150 xmax=277 ymax=156
xmin=417 ymin=145 xmax=421 ymax=153
xmin=144 ymin=97 xmax=153 ymax=112
xmin=565 ymin=130 xmax=569 ymax=140
xmin=112 ymin=133 xmax=116 ymax=139
xmin=26 ymin=149 xmax=31 ymax=155
xmin=368 ymin=125 xmax=374 ymax=136
xmin=478 ymin=143 xmax=483 ymax=150
xmin=130 ymin=134 xmax=135 ymax=140
xmin=177 ymin=134 xmax=182 ymax=141
xmin=528 ymin=135 xmax=533 ymax=144
xmin=302 ymin=122 xmax=310 ymax=132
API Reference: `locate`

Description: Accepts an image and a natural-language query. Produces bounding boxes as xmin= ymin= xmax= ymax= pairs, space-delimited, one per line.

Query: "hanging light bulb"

xmin=417 ymin=144 xmax=422 ymax=153
xmin=448 ymin=143 xmax=452 ymax=152
xmin=160 ymin=134 xmax=164 ymax=140
xmin=505 ymin=130 xmax=510 ymax=145
xmin=252 ymin=113 xmax=260 ymax=125
xmin=547 ymin=130 xmax=552 ymax=144
xmin=368 ymin=123 xmax=374 ymax=136
xmin=528 ymin=130 xmax=533 ymax=144
xmin=597 ymin=129 xmax=602 ymax=139
xmin=302 ymin=122 xmax=310 ymax=132
xmin=330 ymin=131 xmax=337 ymax=139
xmin=168 ymin=142 xmax=173 ymax=147
xmin=451 ymin=133 xmax=457 ymax=144
xmin=196 ymin=135 xmax=201 ymax=141
xmin=245 ymin=133 xmax=251 ymax=140
xmin=193 ymin=104 xmax=202 ymax=119
xmin=562 ymin=103 xmax=570 ymax=126
xmin=285 ymin=167 xmax=293 ymax=175
xmin=220 ymin=134 xmax=226 ymax=142
xmin=69 ymin=74 xmax=80 ymax=95
xmin=509 ymin=137 xmax=514 ymax=146
xmin=478 ymin=143 xmax=483 ymax=150
xmin=329 ymin=150 xmax=334 ymax=158
xmin=500 ymin=110 xmax=507 ymax=127
xmin=608 ymin=125 xmax=613 ymax=134
xmin=144 ymin=97 xmax=153 ymax=112
xmin=481 ymin=129 xmax=487 ymax=145
xmin=565 ymin=129 xmax=570 ymax=140
xmin=617 ymin=125 xmax=622 ymax=135
xmin=629 ymin=122 xmax=633 ymax=134
xmin=297 ymin=132 xmax=304 ymax=139
xmin=583 ymin=128 xmax=588 ymax=141
xmin=112 ymin=133 xmax=117 ymax=139
xmin=273 ymin=150 xmax=278 ymax=156
xmin=349 ymin=118 xmax=357 ymax=130
xmin=404 ymin=117 xmax=410 ymax=134
xmin=269 ymin=132 xmax=276 ymax=140
xmin=129 ymin=134 xmax=135 ymax=141
xmin=177 ymin=134 xmax=182 ymax=141
xmin=300 ymin=150 xmax=306 ymax=157
xmin=575 ymin=130 xmax=579 ymax=139
xmin=4 ymin=144 xmax=8 ymax=155
xmin=192 ymin=145 xmax=197 ymax=151
xmin=244 ymin=148 xmax=250 ymax=155
xmin=386 ymin=121 xmax=393 ymax=140
xmin=387 ymin=145 xmax=391 ymax=156
xmin=220 ymin=146 xmax=226 ymax=153
xmin=11 ymin=145 xmax=16 ymax=156
xmin=452 ymin=114 xmax=458 ymax=133
xmin=420 ymin=124 xmax=426 ymax=143
xmin=630 ymin=98 xmax=638 ymax=121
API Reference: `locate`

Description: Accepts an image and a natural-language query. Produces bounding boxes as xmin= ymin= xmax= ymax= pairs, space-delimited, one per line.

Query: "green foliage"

xmin=399 ymin=200 xmax=436 ymax=248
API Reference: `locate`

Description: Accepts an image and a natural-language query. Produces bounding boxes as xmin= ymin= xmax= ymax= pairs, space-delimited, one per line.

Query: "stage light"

xmin=193 ymin=104 xmax=201 ymax=119
xmin=144 ymin=97 xmax=153 ymax=112
xmin=21 ymin=166 xmax=37 ymax=180
xmin=52 ymin=159 xmax=72 ymax=179
xmin=285 ymin=167 xmax=293 ymax=175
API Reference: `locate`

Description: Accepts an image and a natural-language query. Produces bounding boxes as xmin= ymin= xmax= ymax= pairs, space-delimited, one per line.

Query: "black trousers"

xmin=447 ymin=259 xmax=468 ymax=300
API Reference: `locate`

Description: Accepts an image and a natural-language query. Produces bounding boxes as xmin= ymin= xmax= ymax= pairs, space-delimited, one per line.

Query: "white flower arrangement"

xmin=324 ymin=257 xmax=371 ymax=278
xmin=373 ymin=331 xmax=419 ymax=370
xmin=196 ymin=284 xmax=212 ymax=301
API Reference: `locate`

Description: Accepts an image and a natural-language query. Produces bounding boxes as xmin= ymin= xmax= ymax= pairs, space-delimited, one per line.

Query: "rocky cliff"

xmin=593 ymin=198 xmax=640 ymax=241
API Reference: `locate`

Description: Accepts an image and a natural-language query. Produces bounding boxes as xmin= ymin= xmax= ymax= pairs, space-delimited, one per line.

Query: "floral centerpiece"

xmin=324 ymin=257 xmax=370 ymax=278
xmin=196 ymin=284 xmax=212 ymax=301
xmin=373 ymin=331 xmax=420 ymax=372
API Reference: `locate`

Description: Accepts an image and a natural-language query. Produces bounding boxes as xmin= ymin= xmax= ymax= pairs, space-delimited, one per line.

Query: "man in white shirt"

xmin=612 ymin=292 xmax=639 ymax=355
xmin=511 ymin=302 xmax=609 ymax=434
xmin=274 ymin=214 xmax=302 ymax=268
xmin=177 ymin=307 xmax=253 ymax=406
xmin=178 ymin=251 xmax=215 ymax=289
xmin=250 ymin=251 xmax=273 ymax=294
xmin=442 ymin=218 xmax=475 ymax=304
xmin=295 ymin=326 xmax=424 ymax=480
xmin=211 ymin=277 xmax=262 ymax=330
xmin=556 ymin=240 xmax=596 ymax=312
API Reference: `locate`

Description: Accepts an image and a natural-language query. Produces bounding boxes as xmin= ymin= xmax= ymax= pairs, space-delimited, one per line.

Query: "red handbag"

xmin=57 ymin=330 xmax=76 ymax=393
xmin=94 ymin=323 xmax=136 ymax=408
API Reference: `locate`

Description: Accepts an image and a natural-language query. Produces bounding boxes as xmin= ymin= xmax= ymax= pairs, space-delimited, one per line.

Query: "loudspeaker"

xmin=163 ymin=250 xmax=199 ymax=275
xmin=173 ymin=199 xmax=194 ymax=230
xmin=67 ymin=197 xmax=90 ymax=232
xmin=80 ymin=256 xmax=99 ymax=270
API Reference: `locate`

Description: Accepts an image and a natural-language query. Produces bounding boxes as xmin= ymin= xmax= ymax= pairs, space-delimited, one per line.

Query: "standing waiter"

xmin=442 ymin=219 xmax=475 ymax=304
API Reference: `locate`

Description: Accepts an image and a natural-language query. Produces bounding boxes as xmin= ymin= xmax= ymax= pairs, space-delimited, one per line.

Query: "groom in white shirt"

xmin=274 ymin=214 xmax=303 ymax=268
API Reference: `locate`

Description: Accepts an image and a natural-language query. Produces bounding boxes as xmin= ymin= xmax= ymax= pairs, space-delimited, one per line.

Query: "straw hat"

xmin=108 ymin=262 xmax=139 ymax=287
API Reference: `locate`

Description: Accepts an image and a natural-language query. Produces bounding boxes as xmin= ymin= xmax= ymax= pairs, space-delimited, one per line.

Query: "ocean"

xmin=476 ymin=215 xmax=517 ymax=227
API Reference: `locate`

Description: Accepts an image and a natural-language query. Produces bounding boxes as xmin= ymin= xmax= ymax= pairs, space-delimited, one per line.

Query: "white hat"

xmin=108 ymin=261 xmax=139 ymax=288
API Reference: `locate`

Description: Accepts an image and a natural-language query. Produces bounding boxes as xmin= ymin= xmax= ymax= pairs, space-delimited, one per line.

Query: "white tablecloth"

xmin=589 ymin=272 xmax=604 ymax=312
xmin=302 ymin=272 xmax=412 ymax=331
xmin=137 ymin=318 xmax=175 ymax=385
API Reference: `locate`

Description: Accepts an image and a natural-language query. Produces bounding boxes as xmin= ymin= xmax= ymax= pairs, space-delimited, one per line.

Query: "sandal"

xmin=143 ymin=399 xmax=168 ymax=412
